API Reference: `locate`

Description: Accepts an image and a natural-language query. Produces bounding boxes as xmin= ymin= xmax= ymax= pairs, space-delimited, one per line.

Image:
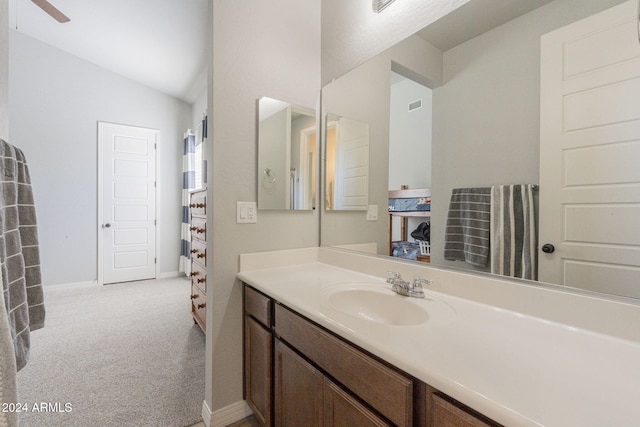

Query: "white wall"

xmin=389 ymin=74 xmax=432 ymax=191
xmin=0 ymin=0 xmax=8 ymax=141
xmin=8 ymin=31 xmax=191 ymax=285
xmin=207 ymin=0 xmax=321 ymax=415
xmin=321 ymin=0 xmax=470 ymax=84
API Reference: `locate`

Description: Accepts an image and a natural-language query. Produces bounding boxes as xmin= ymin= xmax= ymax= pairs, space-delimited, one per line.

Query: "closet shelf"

xmin=388 ymin=188 xmax=431 ymax=263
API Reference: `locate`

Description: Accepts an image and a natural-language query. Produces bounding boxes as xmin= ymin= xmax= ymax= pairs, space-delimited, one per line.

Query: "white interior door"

xmin=334 ymin=117 xmax=369 ymax=210
xmin=298 ymin=126 xmax=317 ymax=210
xmin=99 ymin=122 xmax=157 ymax=285
xmin=539 ymin=0 xmax=640 ymax=298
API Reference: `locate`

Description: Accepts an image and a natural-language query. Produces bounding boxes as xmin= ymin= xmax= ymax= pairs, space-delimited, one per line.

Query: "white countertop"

xmin=238 ymin=248 xmax=640 ymax=427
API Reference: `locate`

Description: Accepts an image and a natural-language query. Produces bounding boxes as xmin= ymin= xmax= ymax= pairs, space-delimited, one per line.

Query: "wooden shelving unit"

xmin=388 ymin=188 xmax=431 ymax=262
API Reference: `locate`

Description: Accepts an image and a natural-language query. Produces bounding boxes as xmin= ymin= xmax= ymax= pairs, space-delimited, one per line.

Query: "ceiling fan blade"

xmin=31 ymin=0 xmax=70 ymax=23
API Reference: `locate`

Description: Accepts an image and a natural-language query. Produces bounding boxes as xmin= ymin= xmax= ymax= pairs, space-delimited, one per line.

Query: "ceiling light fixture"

xmin=372 ymin=0 xmax=397 ymax=13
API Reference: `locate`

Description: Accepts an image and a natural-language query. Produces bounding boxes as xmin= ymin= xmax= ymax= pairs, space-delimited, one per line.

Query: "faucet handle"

xmin=386 ymin=271 xmax=402 ymax=280
xmin=412 ymin=277 xmax=432 ymax=289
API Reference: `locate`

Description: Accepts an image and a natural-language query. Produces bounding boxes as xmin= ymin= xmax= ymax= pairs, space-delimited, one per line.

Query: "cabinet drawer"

xmin=190 ymin=217 xmax=207 ymax=241
xmin=244 ymin=286 xmax=272 ymax=327
xmin=432 ymin=393 xmax=501 ymax=427
xmin=191 ymin=261 xmax=207 ymax=293
xmin=190 ymin=190 xmax=207 ymax=216
xmin=191 ymin=239 xmax=207 ymax=267
xmin=275 ymin=304 xmax=413 ymax=427
xmin=191 ymin=284 xmax=206 ymax=329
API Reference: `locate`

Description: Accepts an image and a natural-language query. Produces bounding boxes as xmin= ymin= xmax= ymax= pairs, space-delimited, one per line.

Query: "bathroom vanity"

xmin=243 ymin=283 xmax=500 ymax=426
xmin=238 ymin=247 xmax=640 ymax=427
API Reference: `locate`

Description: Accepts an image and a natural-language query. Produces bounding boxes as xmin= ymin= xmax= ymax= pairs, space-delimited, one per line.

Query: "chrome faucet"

xmin=386 ymin=272 xmax=431 ymax=299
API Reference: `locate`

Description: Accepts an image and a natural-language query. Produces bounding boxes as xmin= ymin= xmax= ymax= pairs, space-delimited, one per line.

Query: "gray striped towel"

xmin=0 ymin=276 xmax=18 ymax=427
xmin=0 ymin=139 xmax=44 ymax=372
xmin=490 ymin=184 xmax=537 ymax=280
xmin=444 ymin=187 xmax=492 ymax=267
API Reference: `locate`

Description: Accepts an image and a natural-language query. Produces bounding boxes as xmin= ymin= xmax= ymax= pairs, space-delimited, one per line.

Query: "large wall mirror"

xmin=258 ymin=97 xmax=317 ymax=210
xmin=320 ymin=0 xmax=640 ymax=300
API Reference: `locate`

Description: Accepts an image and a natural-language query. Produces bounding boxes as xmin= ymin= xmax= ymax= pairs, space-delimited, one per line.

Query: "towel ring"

xmin=263 ymin=168 xmax=276 ymax=185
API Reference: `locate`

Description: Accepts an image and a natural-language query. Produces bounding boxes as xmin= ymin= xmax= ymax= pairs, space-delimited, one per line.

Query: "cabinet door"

xmin=274 ymin=339 xmax=323 ymax=427
xmin=275 ymin=304 xmax=413 ymax=427
xmin=324 ymin=379 xmax=391 ymax=427
xmin=245 ymin=316 xmax=272 ymax=426
xmin=432 ymin=393 xmax=499 ymax=427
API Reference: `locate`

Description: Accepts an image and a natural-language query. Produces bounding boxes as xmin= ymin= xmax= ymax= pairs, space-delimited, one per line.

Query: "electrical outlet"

xmin=237 ymin=202 xmax=257 ymax=223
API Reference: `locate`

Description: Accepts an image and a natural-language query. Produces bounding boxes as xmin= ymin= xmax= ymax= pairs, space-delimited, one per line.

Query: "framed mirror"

xmin=320 ymin=0 xmax=639 ymax=300
xmin=257 ymin=97 xmax=317 ymax=210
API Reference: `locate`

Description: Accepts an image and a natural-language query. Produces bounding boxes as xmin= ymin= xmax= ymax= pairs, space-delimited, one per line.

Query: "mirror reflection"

xmin=257 ymin=97 xmax=317 ymax=210
xmin=320 ymin=0 xmax=640 ymax=300
xmin=324 ymin=114 xmax=370 ymax=210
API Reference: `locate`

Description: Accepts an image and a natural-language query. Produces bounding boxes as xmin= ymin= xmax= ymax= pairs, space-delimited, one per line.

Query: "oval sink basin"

xmin=327 ymin=286 xmax=430 ymax=326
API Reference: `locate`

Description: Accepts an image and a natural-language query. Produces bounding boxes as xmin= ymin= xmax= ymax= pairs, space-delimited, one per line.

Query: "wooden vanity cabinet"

xmin=274 ymin=338 xmax=391 ymax=427
xmin=274 ymin=303 xmax=414 ymax=427
xmin=242 ymin=283 xmax=502 ymax=427
xmin=430 ymin=393 xmax=502 ymax=427
xmin=323 ymin=378 xmax=392 ymax=427
xmin=244 ymin=286 xmax=273 ymax=426
xmin=274 ymin=339 xmax=323 ymax=426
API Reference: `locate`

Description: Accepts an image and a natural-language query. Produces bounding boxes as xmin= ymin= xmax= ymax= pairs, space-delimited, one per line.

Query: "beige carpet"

xmin=15 ymin=277 xmax=205 ymax=427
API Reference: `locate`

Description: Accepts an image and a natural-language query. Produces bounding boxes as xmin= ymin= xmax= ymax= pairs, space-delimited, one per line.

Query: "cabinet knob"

xmin=189 ymin=203 xmax=197 ymax=208
xmin=190 ymin=249 xmax=197 ymax=254
xmin=197 ymin=228 xmax=205 ymax=233
xmin=197 ymin=303 xmax=206 ymax=309
xmin=197 ymin=278 xmax=206 ymax=284
xmin=190 ymin=271 xmax=199 ymax=277
xmin=190 ymin=294 xmax=198 ymax=300
xmin=196 ymin=253 xmax=205 ymax=259
xmin=190 ymin=226 xmax=197 ymax=231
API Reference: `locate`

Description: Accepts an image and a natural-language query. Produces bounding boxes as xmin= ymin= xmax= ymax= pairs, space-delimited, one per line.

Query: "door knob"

xmin=541 ymin=243 xmax=555 ymax=253
xmin=103 ymin=223 xmax=111 ymax=228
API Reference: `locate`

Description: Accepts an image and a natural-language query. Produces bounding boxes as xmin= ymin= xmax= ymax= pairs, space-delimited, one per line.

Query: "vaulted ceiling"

xmin=8 ymin=0 xmax=209 ymax=104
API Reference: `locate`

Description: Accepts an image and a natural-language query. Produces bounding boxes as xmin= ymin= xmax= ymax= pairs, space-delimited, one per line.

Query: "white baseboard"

xmin=43 ymin=280 xmax=99 ymax=290
xmin=202 ymin=400 xmax=253 ymax=427
xmin=158 ymin=270 xmax=180 ymax=279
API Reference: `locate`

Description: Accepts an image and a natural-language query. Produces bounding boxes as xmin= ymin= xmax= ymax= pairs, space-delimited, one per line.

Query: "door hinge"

xmin=154 ymin=219 xmax=157 ymax=226
xmin=154 ymin=257 xmax=157 ymax=264
xmin=154 ymin=181 xmax=157 ymax=188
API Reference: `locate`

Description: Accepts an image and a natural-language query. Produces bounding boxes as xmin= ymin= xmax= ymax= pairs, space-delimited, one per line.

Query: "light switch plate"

xmin=237 ymin=202 xmax=257 ymax=223
xmin=366 ymin=204 xmax=378 ymax=221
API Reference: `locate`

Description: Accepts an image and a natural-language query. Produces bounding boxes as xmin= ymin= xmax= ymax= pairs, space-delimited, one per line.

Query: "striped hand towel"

xmin=444 ymin=187 xmax=492 ymax=267
xmin=490 ymin=184 xmax=537 ymax=280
